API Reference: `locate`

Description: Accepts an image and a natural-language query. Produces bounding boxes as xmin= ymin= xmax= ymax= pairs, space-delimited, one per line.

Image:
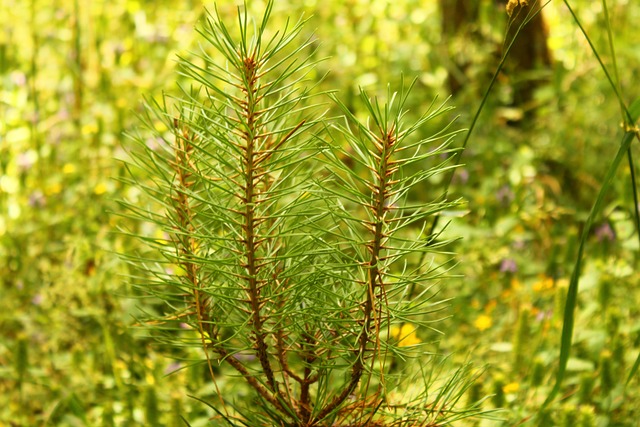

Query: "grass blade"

xmin=543 ymin=130 xmax=635 ymax=408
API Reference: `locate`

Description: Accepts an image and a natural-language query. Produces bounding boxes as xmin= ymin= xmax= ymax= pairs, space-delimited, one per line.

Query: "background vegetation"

xmin=1 ymin=0 xmax=639 ymax=425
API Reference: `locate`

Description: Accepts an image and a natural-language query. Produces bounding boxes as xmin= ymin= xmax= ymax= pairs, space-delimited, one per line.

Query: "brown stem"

xmin=299 ymin=331 xmax=320 ymax=423
xmin=170 ymin=119 xmax=225 ymax=410
xmin=239 ymin=53 xmax=282 ymax=399
xmin=218 ymin=347 xmax=288 ymax=414
xmin=315 ymin=130 xmax=395 ymax=423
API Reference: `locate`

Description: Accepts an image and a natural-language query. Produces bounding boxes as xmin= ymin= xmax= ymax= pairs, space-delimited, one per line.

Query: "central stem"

xmin=315 ymin=127 xmax=395 ymax=423
xmin=241 ymin=54 xmax=279 ymax=394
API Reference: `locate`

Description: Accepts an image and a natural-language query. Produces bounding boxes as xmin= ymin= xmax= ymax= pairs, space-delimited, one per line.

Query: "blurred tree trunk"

xmin=439 ymin=0 xmax=481 ymax=94
xmin=439 ymin=0 xmax=552 ymax=117
xmin=504 ymin=0 xmax=552 ymax=112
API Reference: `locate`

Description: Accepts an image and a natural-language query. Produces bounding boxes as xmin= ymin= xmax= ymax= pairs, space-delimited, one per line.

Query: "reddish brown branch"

xmin=238 ymin=52 xmax=284 ymax=404
xmin=315 ymin=131 xmax=396 ymax=423
xmin=218 ymin=347 xmax=288 ymax=414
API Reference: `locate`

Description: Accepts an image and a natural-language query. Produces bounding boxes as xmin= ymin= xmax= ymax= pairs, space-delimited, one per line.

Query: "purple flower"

xmin=28 ymin=111 xmax=40 ymax=125
xmin=164 ymin=361 xmax=181 ymax=375
xmin=595 ymin=223 xmax=615 ymax=242
xmin=31 ymin=293 xmax=44 ymax=306
xmin=17 ymin=152 xmax=35 ymax=172
xmin=499 ymin=258 xmax=518 ymax=274
xmin=28 ymin=190 xmax=46 ymax=207
xmin=453 ymin=168 xmax=469 ymax=185
xmin=536 ymin=310 xmax=552 ymax=322
xmin=496 ymin=185 xmax=514 ymax=205
xmin=11 ymin=72 xmax=27 ymax=86
xmin=57 ymin=108 xmax=70 ymax=121
xmin=512 ymin=239 xmax=526 ymax=250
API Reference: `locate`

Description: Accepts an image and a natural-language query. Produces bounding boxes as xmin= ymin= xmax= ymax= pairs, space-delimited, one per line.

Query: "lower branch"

xmin=218 ymin=346 xmax=290 ymax=415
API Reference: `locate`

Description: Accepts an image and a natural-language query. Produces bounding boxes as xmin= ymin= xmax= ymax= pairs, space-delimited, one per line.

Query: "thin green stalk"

xmin=601 ymin=0 xmax=625 ymax=119
xmin=542 ymin=130 xmax=635 ymax=408
xmin=541 ymin=1 xmax=640 ymax=408
xmin=624 ymin=100 xmax=640 ymax=387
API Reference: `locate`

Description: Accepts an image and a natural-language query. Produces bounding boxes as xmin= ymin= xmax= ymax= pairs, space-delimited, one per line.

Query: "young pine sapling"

xmin=122 ymin=2 xmax=484 ymax=426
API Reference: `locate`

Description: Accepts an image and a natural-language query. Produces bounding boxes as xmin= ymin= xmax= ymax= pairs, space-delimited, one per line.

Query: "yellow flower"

xmin=94 ymin=182 xmax=108 ymax=195
xmin=389 ymin=323 xmax=422 ymax=347
xmin=532 ymin=276 xmax=554 ymax=292
xmin=46 ymin=182 xmax=62 ymax=195
xmin=473 ymin=314 xmax=492 ymax=331
xmin=503 ymin=382 xmax=520 ymax=394
xmin=81 ymin=122 xmax=99 ymax=135
xmin=62 ymin=163 xmax=76 ymax=174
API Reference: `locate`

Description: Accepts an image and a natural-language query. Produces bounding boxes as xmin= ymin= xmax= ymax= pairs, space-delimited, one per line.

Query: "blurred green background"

xmin=1 ymin=0 xmax=639 ymax=425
